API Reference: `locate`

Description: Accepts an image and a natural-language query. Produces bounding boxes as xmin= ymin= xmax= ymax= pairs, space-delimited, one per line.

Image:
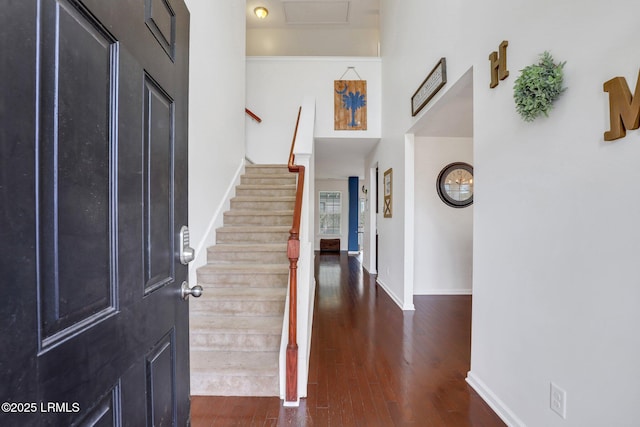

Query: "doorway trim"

xmin=404 ymin=133 xmax=416 ymax=309
xmin=365 ymin=162 xmax=378 ymax=274
xmin=406 ymin=66 xmax=474 ymax=298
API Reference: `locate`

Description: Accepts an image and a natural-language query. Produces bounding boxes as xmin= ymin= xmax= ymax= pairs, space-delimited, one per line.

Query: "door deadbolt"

xmin=179 ymin=225 xmax=195 ymax=265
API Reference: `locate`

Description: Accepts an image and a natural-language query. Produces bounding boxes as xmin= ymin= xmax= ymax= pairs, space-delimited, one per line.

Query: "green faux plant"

xmin=513 ymin=51 xmax=566 ymax=122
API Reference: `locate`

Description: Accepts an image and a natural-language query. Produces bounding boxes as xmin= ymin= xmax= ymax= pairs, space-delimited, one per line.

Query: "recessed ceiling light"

xmin=254 ymin=6 xmax=269 ymax=19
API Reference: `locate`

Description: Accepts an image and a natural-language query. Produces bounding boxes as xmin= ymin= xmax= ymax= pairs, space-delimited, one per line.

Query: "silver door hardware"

xmin=181 ymin=281 xmax=203 ymax=300
xmin=179 ymin=225 xmax=195 ymax=265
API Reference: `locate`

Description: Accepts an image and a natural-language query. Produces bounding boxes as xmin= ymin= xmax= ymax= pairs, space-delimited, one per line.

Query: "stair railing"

xmin=245 ymin=107 xmax=262 ymax=123
xmin=286 ymin=107 xmax=303 ymax=403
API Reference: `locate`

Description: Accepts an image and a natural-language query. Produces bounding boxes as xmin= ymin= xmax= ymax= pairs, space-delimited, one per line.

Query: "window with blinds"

xmin=319 ymin=191 xmax=341 ymax=235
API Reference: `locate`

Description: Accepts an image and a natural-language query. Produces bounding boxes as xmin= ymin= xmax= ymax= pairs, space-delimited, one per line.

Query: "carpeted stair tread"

xmin=224 ymin=209 xmax=294 ymax=216
xmin=208 ymin=243 xmax=286 ymax=252
xmin=197 ymin=287 xmax=286 ymax=300
xmin=207 ymin=243 xmax=289 ymax=264
xmin=240 ymin=177 xmax=296 ymax=186
xmin=241 ymin=173 xmax=293 ymax=179
xmin=245 ymin=164 xmax=290 ymax=173
xmin=236 ymin=184 xmax=296 ymax=189
xmin=231 ymin=195 xmax=295 ymax=201
xmin=198 ymin=263 xmax=289 ymax=273
xmin=216 ymin=225 xmax=291 ymax=233
xmin=198 ymin=261 xmax=288 ymax=287
xmin=191 ymin=315 xmax=283 ymax=333
xmin=191 ymin=351 xmax=279 ymax=375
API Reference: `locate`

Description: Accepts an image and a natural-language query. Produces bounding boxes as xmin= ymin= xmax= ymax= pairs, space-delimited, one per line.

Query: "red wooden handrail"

xmin=286 ymin=107 xmax=303 ymax=403
xmin=245 ymin=108 xmax=262 ymax=123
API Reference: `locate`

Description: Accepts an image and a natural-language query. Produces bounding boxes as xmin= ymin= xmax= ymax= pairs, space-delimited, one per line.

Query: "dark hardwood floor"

xmin=191 ymin=252 xmax=505 ymax=426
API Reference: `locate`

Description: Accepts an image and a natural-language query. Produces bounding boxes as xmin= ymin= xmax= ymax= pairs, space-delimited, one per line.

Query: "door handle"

xmin=181 ymin=281 xmax=203 ymax=300
xmin=179 ymin=226 xmax=195 ymax=264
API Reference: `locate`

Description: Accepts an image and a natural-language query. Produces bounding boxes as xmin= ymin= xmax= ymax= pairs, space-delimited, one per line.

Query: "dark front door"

xmin=0 ymin=0 xmax=191 ymax=425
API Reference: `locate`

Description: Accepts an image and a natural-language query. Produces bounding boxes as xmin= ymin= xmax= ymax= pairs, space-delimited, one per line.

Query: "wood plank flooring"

xmin=191 ymin=252 xmax=505 ymax=426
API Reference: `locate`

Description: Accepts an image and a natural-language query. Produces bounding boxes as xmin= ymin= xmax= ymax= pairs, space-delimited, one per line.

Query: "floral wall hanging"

xmin=513 ymin=51 xmax=566 ymax=122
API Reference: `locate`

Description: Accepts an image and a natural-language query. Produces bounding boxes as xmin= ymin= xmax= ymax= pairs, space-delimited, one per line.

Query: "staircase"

xmin=190 ymin=164 xmax=295 ymax=396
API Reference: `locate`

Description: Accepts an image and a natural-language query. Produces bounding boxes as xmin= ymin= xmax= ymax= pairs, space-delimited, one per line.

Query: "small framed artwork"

xmin=383 ymin=168 xmax=392 ymax=218
xmin=411 ymin=58 xmax=447 ymax=116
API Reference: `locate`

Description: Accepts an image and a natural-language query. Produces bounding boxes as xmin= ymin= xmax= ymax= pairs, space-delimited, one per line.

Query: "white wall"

xmin=314 ymin=179 xmax=350 ymax=251
xmin=414 ymin=137 xmax=473 ymax=295
xmin=184 ymin=0 xmax=246 ymax=284
xmin=246 ymin=57 xmax=381 ymax=164
xmin=377 ymin=0 xmax=640 ymax=425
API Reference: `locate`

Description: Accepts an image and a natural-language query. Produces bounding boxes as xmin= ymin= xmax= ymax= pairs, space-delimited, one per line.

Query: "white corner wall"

xmin=314 ymin=179 xmax=350 ymax=251
xmin=379 ymin=0 xmax=640 ymax=426
xmin=414 ymin=137 xmax=473 ymax=295
xmin=246 ymin=57 xmax=381 ymax=164
xmin=184 ymin=0 xmax=246 ymax=284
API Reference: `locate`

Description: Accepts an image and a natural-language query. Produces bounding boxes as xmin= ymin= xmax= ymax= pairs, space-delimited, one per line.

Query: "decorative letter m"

xmin=603 ymin=71 xmax=640 ymax=141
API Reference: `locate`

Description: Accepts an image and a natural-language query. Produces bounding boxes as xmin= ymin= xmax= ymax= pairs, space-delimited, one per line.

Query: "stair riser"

xmin=207 ymin=250 xmax=288 ymax=264
xmin=191 ymin=332 xmax=281 ymax=352
xmin=216 ymin=232 xmax=290 ymax=244
xmin=230 ymin=200 xmax=295 ymax=211
xmin=198 ymin=273 xmax=288 ymax=287
xmin=223 ymin=213 xmax=293 ymax=226
xmin=190 ymin=374 xmax=278 ymax=397
xmin=241 ymin=176 xmax=296 ymax=185
xmin=245 ymin=166 xmax=290 ymax=175
xmin=190 ymin=300 xmax=285 ymax=316
xmin=236 ymin=188 xmax=296 ymax=197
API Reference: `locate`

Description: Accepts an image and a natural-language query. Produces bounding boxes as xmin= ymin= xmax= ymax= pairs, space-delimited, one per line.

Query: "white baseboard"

xmin=414 ymin=288 xmax=473 ymax=296
xmin=362 ymin=265 xmax=377 ymax=275
xmin=466 ymin=371 xmax=525 ymax=427
xmin=375 ymin=278 xmax=415 ymax=311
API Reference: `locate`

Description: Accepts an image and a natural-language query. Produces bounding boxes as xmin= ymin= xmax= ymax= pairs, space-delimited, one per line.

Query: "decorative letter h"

xmin=489 ymin=40 xmax=509 ymax=89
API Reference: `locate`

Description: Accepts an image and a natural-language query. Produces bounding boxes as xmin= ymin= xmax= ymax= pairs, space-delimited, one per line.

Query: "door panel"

xmin=38 ymin=0 xmax=118 ymax=347
xmin=145 ymin=331 xmax=177 ymax=426
xmin=143 ymin=75 xmax=175 ymax=294
xmin=0 ymin=0 xmax=191 ymax=425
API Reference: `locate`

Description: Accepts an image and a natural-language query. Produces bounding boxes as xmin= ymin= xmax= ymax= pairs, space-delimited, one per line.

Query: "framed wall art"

xmin=411 ymin=58 xmax=447 ymax=116
xmin=383 ymin=168 xmax=392 ymax=218
xmin=334 ymin=80 xmax=367 ymax=130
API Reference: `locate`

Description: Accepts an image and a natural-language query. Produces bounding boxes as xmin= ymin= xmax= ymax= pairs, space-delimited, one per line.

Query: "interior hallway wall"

xmin=414 ymin=137 xmax=473 ymax=295
xmin=185 ymin=0 xmax=246 ymax=283
xmin=376 ymin=0 xmax=640 ymax=425
xmin=246 ymin=57 xmax=381 ymax=164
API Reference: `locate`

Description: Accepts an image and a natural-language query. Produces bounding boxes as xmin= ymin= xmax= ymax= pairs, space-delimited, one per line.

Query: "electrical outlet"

xmin=550 ymin=382 xmax=567 ymax=419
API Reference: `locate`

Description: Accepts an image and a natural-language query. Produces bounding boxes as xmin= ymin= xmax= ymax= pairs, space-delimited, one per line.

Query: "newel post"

xmin=285 ymin=236 xmax=300 ymax=402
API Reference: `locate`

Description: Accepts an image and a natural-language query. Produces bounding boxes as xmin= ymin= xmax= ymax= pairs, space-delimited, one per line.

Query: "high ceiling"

xmin=246 ymin=0 xmax=379 ymax=30
xmin=246 ymin=0 xmax=380 ymax=57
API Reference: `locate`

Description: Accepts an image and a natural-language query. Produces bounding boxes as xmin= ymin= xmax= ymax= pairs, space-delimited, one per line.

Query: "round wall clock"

xmin=436 ymin=162 xmax=474 ymax=208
